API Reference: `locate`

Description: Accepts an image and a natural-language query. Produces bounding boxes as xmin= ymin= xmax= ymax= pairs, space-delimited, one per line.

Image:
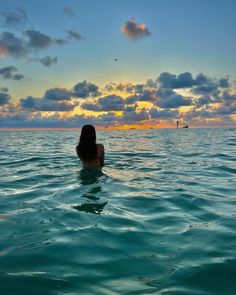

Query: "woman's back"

xmin=76 ymin=143 xmax=104 ymax=167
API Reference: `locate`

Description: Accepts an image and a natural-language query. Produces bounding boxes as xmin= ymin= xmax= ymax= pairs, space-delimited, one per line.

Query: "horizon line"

xmin=0 ymin=126 xmax=235 ymax=131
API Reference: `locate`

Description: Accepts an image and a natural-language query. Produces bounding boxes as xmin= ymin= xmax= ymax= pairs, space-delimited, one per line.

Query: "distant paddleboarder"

xmin=176 ymin=120 xmax=179 ymax=129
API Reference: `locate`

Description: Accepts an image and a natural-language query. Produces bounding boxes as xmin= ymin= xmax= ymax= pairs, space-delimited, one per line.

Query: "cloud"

xmin=0 ymin=92 xmax=10 ymax=105
xmin=24 ymin=29 xmax=63 ymax=49
xmin=104 ymin=82 xmax=142 ymax=93
xmin=219 ymin=90 xmax=236 ymax=102
xmin=0 ymin=111 xmax=120 ymax=128
xmin=81 ymin=95 xmax=125 ymax=112
xmin=19 ymin=80 xmax=101 ymax=112
xmin=44 ymin=88 xmax=72 ymax=101
xmin=67 ymin=30 xmax=82 ymax=42
xmin=185 ymin=102 xmax=236 ymax=120
xmin=19 ymin=86 xmax=76 ymax=111
xmin=81 ymin=94 xmax=140 ymax=115
xmin=0 ymin=27 xmax=83 ymax=60
xmin=214 ymin=104 xmax=236 ymax=115
xmin=158 ymin=95 xmax=192 ymax=109
xmin=137 ymin=89 xmax=157 ymax=102
xmin=98 ymin=95 xmax=125 ymax=111
xmin=192 ymin=74 xmax=230 ymax=95
xmin=185 ymin=107 xmax=216 ymax=120
xmin=195 ymin=95 xmax=214 ymax=106
xmin=20 ymin=96 xmax=74 ymax=112
xmin=123 ymin=104 xmax=138 ymax=112
xmin=157 ymin=72 xmax=196 ymax=89
xmin=0 ymin=30 xmax=68 ymax=59
xmin=149 ymin=108 xmax=179 ymax=119
xmin=125 ymin=87 xmax=192 ymax=108
xmin=121 ymin=18 xmax=151 ymax=40
xmin=218 ymin=78 xmax=230 ymax=88
xmin=54 ymin=38 xmax=67 ymax=45
xmin=123 ymin=90 xmax=157 ymax=104
xmin=0 ymin=66 xmax=24 ymax=80
xmin=1 ymin=72 xmax=235 ymax=128
xmin=192 ymin=83 xmax=219 ymax=95
xmin=62 ymin=6 xmax=77 ymax=18
xmin=73 ymin=80 xmax=100 ymax=98
xmin=155 ymin=72 xmax=231 ymax=94
xmin=1 ymin=7 xmax=30 ymax=28
xmin=96 ymin=113 xmax=119 ymax=126
xmin=105 ymin=82 xmax=137 ymax=93
xmin=0 ymin=109 xmax=149 ymax=128
xmin=0 ymin=87 xmax=8 ymax=93
xmin=125 ymin=95 xmax=139 ymax=104
xmin=156 ymin=88 xmax=193 ymax=108
xmin=194 ymin=73 xmax=208 ymax=85
xmin=146 ymin=79 xmax=157 ymax=88
xmin=104 ymin=82 xmax=118 ymax=92
xmin=39 ymin=56 xmax=57 ymax=66
xmin=80 ymin=102 xmax=102 ymax=112
xmin=106 ymin=75 xmax=231 ymax=107
xmin=0 ymin=31 xmax=28 ymax=58
xmin=121 ymin=109 xmax=149 ymax=123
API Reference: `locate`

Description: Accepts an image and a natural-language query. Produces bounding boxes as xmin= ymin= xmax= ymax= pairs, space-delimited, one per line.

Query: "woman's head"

xmin=78 ymin=125 xmax=97 ymax=161
xmin=80 ymin=125 xmax=96 ymax=142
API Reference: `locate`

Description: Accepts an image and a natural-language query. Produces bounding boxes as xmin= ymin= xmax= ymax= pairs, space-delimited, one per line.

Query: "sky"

xmin=0 ymin=0 xmax=236 ymax=128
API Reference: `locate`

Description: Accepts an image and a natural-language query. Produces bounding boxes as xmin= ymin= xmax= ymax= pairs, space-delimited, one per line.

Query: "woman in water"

xmin=76 ymin=125 xmax=104 ymax=167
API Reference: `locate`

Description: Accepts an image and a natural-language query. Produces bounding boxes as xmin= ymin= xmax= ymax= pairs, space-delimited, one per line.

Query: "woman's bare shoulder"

xmin=97 ymin=143 xmax=104 ymax=150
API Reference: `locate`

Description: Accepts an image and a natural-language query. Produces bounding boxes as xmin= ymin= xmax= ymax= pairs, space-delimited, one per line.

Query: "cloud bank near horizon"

xmin=1 ymin=72 xmax=235 ymax=128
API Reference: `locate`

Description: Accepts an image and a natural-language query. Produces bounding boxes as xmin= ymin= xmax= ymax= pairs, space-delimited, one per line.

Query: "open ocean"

xmin=0 ymin=128 xmax=236 ymax=295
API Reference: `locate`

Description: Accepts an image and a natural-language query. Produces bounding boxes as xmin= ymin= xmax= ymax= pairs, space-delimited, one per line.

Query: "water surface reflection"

xmin=73 ymin=168 xmax=108 ymax=214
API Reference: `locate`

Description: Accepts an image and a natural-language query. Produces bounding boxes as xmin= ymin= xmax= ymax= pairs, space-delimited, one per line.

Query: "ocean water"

xmin=0 ymin=128 xmax=236 ymax=295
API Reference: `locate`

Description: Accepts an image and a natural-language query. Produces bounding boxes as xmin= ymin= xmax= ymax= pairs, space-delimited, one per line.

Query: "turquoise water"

xmin=0 ymin=129 xmax=236 ymax=295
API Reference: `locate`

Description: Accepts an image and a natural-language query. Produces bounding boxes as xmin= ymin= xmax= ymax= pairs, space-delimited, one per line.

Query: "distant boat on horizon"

xmin=182 ymin=125 xmax=189 ymax=129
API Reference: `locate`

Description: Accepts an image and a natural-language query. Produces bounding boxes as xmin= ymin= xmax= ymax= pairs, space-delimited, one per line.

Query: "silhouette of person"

xmin=76 ymin=125 xmax=105 ymax=167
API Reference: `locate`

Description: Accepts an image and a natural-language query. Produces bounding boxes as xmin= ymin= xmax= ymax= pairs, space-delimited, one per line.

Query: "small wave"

xmin=211 ymin=165 xmax=236 ymax=174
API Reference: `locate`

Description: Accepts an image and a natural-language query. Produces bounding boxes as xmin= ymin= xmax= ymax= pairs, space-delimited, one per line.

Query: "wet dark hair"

xmin=77 ymin=125 xmax=97 ymax=161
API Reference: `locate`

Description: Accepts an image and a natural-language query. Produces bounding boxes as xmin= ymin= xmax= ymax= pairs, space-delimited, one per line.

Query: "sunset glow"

xmin=0 ymin=0 xmax=235 ymax=129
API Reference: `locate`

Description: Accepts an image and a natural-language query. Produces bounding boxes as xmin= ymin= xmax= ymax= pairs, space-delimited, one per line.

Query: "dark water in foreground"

xmin=0 ymin=128 xmax=236 ymax=295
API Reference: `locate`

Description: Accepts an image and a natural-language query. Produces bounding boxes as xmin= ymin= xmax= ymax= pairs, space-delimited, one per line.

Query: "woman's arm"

xmin=101 ymin=145 xmax=105 ymax=166
xmin=75 ymin=145 xmax=81 ymax=159
xmin=97 ymin=144 xmax=105 ymax=166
